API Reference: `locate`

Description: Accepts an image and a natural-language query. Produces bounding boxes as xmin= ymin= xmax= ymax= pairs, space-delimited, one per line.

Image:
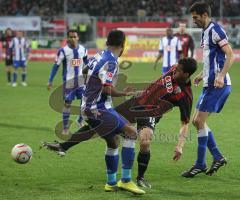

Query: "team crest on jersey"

xmin=106 ymin=72 xmax=113 ymax=81
xmin=164 ymin=76 xmax=173 ymax=93
xmin=71 ymin=59 xmax=82 ymax=67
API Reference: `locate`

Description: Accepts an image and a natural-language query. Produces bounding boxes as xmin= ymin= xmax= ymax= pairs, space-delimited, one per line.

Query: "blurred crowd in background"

xmin=0 ymin=0 xmax=239 ymax=48
xmin=0 ymin=0 xmax=240 ymax=17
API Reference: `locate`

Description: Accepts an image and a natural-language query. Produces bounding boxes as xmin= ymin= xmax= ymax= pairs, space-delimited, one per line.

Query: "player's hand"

xmin=123 ymin=86 xmax=136 ymax=96
xmin=47 ymin=82 xmax=53 ymax=90
xmin=193 ymin=74 xmax=203 ymax=86
xmin=214 ymin=73 xmax=225 ymax=88
xmin=173 ymin=146 xmax=182 ymax=161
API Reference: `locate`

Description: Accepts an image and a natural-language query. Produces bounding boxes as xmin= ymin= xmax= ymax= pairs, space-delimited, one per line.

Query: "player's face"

xmin=68 ymin=32 xmax=79 ymax=47
xmin=173 ymin=64 xmax=188 ymax=81
xmin=16 ymin=31 xmax=23 ymax=38
xmin=6 ymin=29 xmax=12 ymax=36
xmin=166 ymin=29 xmax=173 ymax=37
xmin=179 ymin=24 xmax=186 ymax=34
xmin=191 ymin=12 xmax=206 ymax=28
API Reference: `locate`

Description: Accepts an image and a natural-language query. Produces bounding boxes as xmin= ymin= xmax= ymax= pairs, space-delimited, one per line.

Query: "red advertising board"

xmin=1 ymin=48 xmax=240 ymax=62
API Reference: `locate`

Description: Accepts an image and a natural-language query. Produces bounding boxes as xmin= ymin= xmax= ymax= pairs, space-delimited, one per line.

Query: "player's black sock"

xmin=7 ymin=71 xmax=11 ymax=83
xmin=137 ymin=151 xmax=150 ymax=179
xmin=60 ymin=125 xmax=94 ymax=151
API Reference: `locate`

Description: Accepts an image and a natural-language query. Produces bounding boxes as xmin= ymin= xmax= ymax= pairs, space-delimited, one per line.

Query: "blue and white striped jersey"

xmin=10 ymin=37 xmax=29 ymax=61
xmin=201 ymin=22 xmax=231 ymax=87
xmin=81 ymin=50 xmax=118 ymax=111
xmin=159 ymin=36 xmax=182 ymax=67
xmin=55 ymin=44 xmax=88 ymax=88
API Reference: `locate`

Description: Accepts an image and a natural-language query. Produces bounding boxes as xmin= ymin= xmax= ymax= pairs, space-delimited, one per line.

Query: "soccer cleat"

xmin=136 ymin=177 xmax=151 ymax=188
xmin=206 ymin=157 xmax=227 ymax=176
xmin=21 ymin=82 xmax=27 ymax=86
xmin=76 ymin=116 xmax=85 ymax=128
xmin=117 ymin=180 xmax=145 ymax=195
xmin=104 ymin=184 xmax=118 ymax=192
xmin=182 ymin=165 xmax=207 ymax=178
xmin=12 ymin=82 xmax=17 ymax=87
xmin=41 ymin=141 xmax=66 ymax=156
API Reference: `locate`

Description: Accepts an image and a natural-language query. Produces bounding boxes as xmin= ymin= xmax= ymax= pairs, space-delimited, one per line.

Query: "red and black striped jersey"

xmin=174 ymin=33 xmax=194 ymax=58
xmin=137 ymin=67 xmax=193 ymax=123
xmin=1 ymin=35 xmax=13 ymax=56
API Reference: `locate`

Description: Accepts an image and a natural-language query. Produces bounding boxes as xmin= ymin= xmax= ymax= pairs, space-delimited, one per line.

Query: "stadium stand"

xmin=0 ymin=0 xmax=240 ymax=17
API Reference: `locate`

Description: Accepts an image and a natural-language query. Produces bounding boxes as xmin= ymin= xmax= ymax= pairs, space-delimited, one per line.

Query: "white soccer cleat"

xmin=12 ymin=83 xmax=17 ymax=87
xmin=21 ymin=82 xmax=27 ymax=86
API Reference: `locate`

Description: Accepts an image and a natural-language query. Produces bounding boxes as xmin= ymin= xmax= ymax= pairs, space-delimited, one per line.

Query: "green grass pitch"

xmin=0 ymin=61 xmax=239 ymax=200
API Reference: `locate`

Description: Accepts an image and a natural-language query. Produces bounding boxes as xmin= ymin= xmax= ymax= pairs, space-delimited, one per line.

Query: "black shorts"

xmin=137 ymin=116 xmax=162 ymax=131
xmin=5 ymin=58 xmax=13 ymax=66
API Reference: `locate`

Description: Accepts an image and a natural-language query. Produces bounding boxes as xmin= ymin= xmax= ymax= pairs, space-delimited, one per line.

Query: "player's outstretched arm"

xmin=48 ymin=63 xmax=60 ymax=90
xmin=153 ymin=52 xmax=162 ymax=70
xmin=102 ymin=85 xmax=136 ymax=97
xmin=173 ymin=122 xmax=189 ymax=161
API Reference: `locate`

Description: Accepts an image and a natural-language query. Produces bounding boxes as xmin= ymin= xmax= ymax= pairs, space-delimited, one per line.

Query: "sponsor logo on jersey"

xmin=71 ymin=59 xmax=82 ymax=67
xmin=164 ymin=76 xmax=173 ymax=93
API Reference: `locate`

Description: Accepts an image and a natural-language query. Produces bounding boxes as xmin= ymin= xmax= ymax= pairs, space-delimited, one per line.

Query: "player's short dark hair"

xmin=179 ymin=57 xmax=197 ymax=76
xmin=106 ymin=30 xmax=125 ymax=47
xmin=67 ymin=29 xmax=78 ymax=36
xmin=190 ymin=2 xmax=211 ymax=17
xmin=5 ymin=27 xmax=12 ymax=32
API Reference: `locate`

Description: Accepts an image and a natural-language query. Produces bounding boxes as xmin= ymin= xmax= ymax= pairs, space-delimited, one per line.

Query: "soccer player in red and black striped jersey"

xmin=174 ymin=23 xmax=195 ymax=58
xmin=1 ymin=28 xmax=13 ymax=84
xmin=43 ymin=58 xmax=197 ymax=188
xmin=131 ymin=58 xmax=197 ymax=188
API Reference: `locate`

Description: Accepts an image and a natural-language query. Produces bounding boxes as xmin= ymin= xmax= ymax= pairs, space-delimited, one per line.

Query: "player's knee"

xmin=192 ymin=117 xmax=204 ymax=129
xmin=139 ymin=127 xmax=152 ymax=151
xmin=140 ymin=140 xmax=150 ymax=152
xmin=105 ymin=135 xmax=120 ymax=149
xmin=123 ymin=124 xmax=137 ymax=139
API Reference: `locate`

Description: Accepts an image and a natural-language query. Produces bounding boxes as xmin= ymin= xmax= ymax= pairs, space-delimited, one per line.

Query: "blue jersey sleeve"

xmin=48 ymin=63 xmax=60 ymax=83
xmin=48 ymin=48 xmax=64 ymax=82
xmin=99 ymin=61 xmax=117 ymax=86
xmin=212 ymin=25 xmax=228 ymax=48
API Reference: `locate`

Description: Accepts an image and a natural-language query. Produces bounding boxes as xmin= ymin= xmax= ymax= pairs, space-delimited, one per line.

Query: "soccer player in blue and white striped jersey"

xmin=48 ymin=30 xmax=88 ymax=135
xmin=182 ymin=2 xmax=234 ymax=178
xmin=10 ymin=31 xmax=30 ymax=87
xmin=81 ymin=30 xmax=144 ymax=194
xmin=44 ymin=30 xmax=145 ymax=195
xmin=153 ymin=28 xmax=182 ymax=74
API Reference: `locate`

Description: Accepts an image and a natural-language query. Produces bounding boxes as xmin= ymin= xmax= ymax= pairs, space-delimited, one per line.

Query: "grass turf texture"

xmin=0 ymin=61 xmax=239 ymax=200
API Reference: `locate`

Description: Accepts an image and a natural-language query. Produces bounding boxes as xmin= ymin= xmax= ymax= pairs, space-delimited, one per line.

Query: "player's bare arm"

xmin=214 ymin=44 xmax=234 ymax=88
xmin=173 ymin=122 xmax=189 ymax=161
xmin=193 ymin=71 xmax=203 ymax=86
xmin=153 ymin=52 xmax=162 ymax=70
xmin=102 ymin=85 xmax=136 ymax=97
xmin=47 ymin=82 xmax=53 ymax=90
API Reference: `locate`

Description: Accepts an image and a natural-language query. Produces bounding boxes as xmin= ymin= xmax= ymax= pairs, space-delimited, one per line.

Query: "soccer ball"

xmin=11 ymin=144 xmax=33 ymax=164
